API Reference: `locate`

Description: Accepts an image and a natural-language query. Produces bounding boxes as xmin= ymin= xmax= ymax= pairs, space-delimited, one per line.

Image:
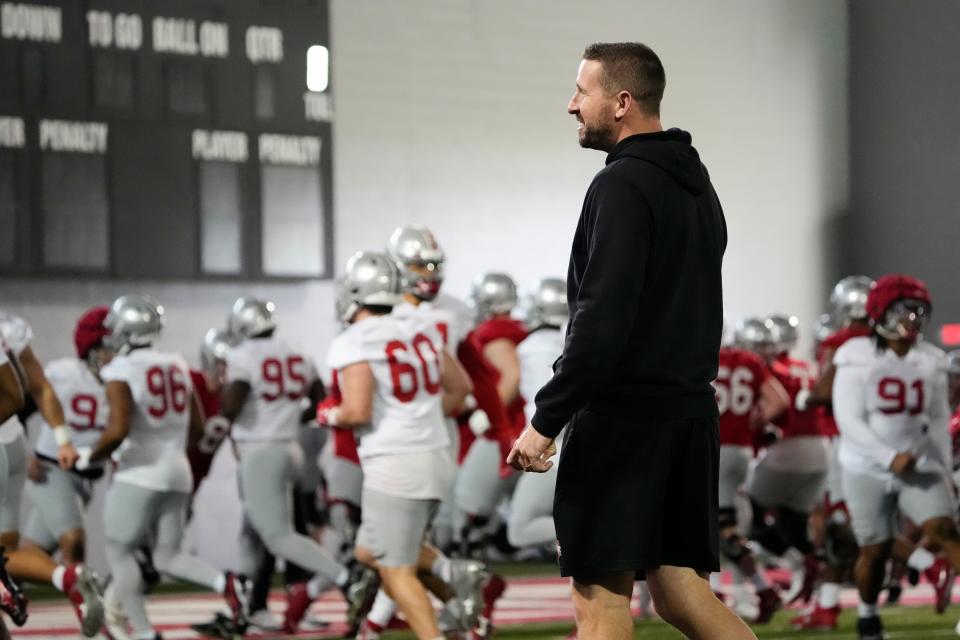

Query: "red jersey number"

xmin=146 ymin=366 xmax=189 ymax=418
xmin=877 ymin=377 xmax=924 ymax=415
xmin=261 ymin=356 xmax=308 ymax=402
xmin=69 ymin=394 xmax=102 ymax=431
xmin=715 ymin=365 xmax=755 ymax=416
xmin=386 ymin=333 xmax=443 ymax=403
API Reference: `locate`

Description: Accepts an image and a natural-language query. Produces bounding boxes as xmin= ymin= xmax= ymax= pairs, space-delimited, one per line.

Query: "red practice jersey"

xmin=816 ymin=324 xmax=873 ymax=437
xmin=770 ymin=354 xmax=820 ymax=438
xmin=715 ymin=347 xmax=770 ymax=447
xmin=187 ymin=370 xmax=230 ymax=494
xmin=470 ymin=317 xmax=529 ymax=441
xmin=950 ymin=407 xmax=960 ymax=471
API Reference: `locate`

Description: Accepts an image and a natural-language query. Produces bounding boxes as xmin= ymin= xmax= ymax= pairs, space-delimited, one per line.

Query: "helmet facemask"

xmin=876 ymin=298 xmax=930 ymax=344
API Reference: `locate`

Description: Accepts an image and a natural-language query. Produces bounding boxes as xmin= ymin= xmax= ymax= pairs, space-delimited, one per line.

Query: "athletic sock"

xmin=333 ymin=567 xmax=349 ymax=588
xmin=819 ymin=582 xmax=840 ymax=609
xmin=367 ymin=590 xmax=396 ymax=627
xmin=51 ymin=565 xmax=68 ymax=592
xmin=857 ymin=601 xmax=878 ymax=618
xmin=432 ymin=555 xmax=453 ymax=583
xmin=906 ymin=547 xmax=936 ymax=572
xmin=213 ymin=573 xmax=226 ymax=594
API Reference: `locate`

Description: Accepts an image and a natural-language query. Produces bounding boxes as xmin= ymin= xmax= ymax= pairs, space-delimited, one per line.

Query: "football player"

xmin=322 ymin=250 xmax=471 ymax=640
xmin=455 ymin=272 xmax=528 ymax=558
xmin=832 ymin=275 xmax=960 ymax=640
xmin=22 ymin=307 xmax=112 ymax=564
xmin=507 ymin=278 xmax=567 ymax=552
xmin=715 ymin=318 xmax=790 ymax=622
xmin=0 ymin=339 xmax=27 ymax=629
xmin=0 ymin=311 xmax=103 ymax=637
xmin=187 ymin=328 xmax=236 ymax=497
xmin=744 ymin=314 xmax=828 ymax=606
xmin=74 ymin=295 xmax=247 ymax=640
xmin=220 ymin=297 xmax=370 ymax=634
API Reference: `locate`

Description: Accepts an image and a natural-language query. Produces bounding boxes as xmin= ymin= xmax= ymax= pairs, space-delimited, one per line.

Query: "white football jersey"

xmin=0 ymin=311 xmax=33 ymax=444
xmin=34 ymin=358 xmax=108 ymax=465
xmin=834 ymin=337 xmax=951 ymax=476
xmin=100 ymin=348 xmax=193 ymax=492
xmin=327 ymin=304 xmax=449 ymax=458
xmin=518 ymin=327 xmax=563 ymax=426
xmin=226 ymin=336 xmax=317 ymax=443
xmin=428 ymin=292 xmax=475 ymax=349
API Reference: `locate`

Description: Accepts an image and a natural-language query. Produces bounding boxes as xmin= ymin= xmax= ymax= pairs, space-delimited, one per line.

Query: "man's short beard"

xmin=580 ymin=122 xmax=617 ymax=151
xmin=578 ymin=108 xmax=617 ymax=152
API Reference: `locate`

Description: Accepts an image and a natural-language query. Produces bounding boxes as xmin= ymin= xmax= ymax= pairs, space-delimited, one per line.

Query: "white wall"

xmin=0 ymin=0 xmax=849 ymax=573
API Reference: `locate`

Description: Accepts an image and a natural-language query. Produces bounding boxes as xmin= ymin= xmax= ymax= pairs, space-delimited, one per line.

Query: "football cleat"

xmin=450 ymin=559 xmax=489 ymax=627
xmin=354 ymin=619 xmax=384 ymax=639
xmin=791 ymin=605 xmax=840 ymax=631
xmin=856 ymin=615 xmax=885 ymax=640
xmin=924 ymin=557 xmax=956 ymax=614
xmin=66 ymin=565 xmax=105 ymax=638
xmin=0 ymin=553 xmax=27 ymax=626
xmin=343 ymin=565 xmax=380 ymax=634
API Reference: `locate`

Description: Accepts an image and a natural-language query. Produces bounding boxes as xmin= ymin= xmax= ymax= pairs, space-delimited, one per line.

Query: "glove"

xmin=74 ymin=446 xmax=93 ymax=472
xmin=316 ymin=397 xmax=341 ymax=427
xmin=467 ymin=409 xmax=491 ymax=436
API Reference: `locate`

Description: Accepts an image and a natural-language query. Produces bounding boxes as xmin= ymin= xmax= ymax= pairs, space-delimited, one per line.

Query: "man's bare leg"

xmin=379 ymin=565 xmax=442 ymax=639
xmin=570 ymin=571 xmax=633 ymax=640
xmin=646 ymin=565 xmax=757 ymax=640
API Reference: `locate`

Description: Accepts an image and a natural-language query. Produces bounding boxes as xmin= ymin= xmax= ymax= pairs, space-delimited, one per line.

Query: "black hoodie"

xmin=531 ymin=129 xmax=726 ymax=439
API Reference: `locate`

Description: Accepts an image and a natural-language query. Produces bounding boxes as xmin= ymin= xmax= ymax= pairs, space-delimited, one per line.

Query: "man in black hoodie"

xmin=507 ymin=43 xmax=755 ymax=639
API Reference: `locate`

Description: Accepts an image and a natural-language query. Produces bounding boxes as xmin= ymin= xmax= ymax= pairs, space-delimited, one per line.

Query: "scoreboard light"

xmin=941 ymin=323 xmax=960 ymax=347
xmin=307 ymin=45 xmax=329 ymax=92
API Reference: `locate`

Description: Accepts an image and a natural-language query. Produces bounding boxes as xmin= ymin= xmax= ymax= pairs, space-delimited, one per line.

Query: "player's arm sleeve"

xmin=531 ymin=172 xmax=651 ymax=439
xmin=832 ymin=363 xmax=898 ymax=469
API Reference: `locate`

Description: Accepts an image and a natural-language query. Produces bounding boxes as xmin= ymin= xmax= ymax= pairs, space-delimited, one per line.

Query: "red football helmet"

xmin=74 ymin=306 xmax=110 ymax=359
xmin=865 ymin=275 xmax=932 ymax=343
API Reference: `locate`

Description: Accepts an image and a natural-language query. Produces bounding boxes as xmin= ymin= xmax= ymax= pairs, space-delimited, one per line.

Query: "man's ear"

xmin=615 ymin=90 xmax=633 ymax=120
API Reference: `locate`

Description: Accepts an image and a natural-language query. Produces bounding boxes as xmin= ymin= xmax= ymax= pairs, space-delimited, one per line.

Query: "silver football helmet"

xmin=813 ymin=313 xmax=838 ymax=345
xmin=830 ymin=275 xmax=874 ymax=323
xmin=524 ymin=278 xmax=567 ymax=329
xmin=947 ymin=349 xmax=960 ymax=375
xmin=229 ymin=297 xmax=277 ymax=339
xmin=386 ymin=225 xmax=445 ymax=301
xmin=103 ymin=295 xmax=164 ymax=354
xmin=200 ymin=328 xmax=237 ymax=378
xmin=471 ymin=272 xmax=519 ymax=322
xmin=336 ymin=251 xmax=403 ymax=324
xmin=735 ymin=317 xmax=777 ymax=361
xmin=765 ymin=313 xmax=800 ymax=354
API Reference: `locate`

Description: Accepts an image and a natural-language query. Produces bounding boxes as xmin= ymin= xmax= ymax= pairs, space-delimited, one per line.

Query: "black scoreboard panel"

xmin=0 ymin=0 xmax=333 ymax=280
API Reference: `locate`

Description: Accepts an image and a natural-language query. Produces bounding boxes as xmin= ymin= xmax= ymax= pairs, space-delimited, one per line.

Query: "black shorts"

xmin=554 ymin=408 xmax=720 ymax=579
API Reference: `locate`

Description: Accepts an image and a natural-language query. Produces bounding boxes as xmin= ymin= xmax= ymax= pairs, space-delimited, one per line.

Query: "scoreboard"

xmin=0 ymin=0 xmax=333 ymax=280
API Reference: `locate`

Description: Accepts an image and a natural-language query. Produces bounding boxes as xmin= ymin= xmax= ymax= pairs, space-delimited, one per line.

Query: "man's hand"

xmin=57 ymin=443 xmax=78 ymax=470
xmin=506 ymin=425 xmax=556 ymax=473
xmin=890 ymin=451 xmax=916 ymax=476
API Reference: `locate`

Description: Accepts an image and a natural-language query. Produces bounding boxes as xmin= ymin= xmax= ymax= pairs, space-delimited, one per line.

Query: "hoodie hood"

xmin=606 ymin=128 xmax=709 ymax=195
